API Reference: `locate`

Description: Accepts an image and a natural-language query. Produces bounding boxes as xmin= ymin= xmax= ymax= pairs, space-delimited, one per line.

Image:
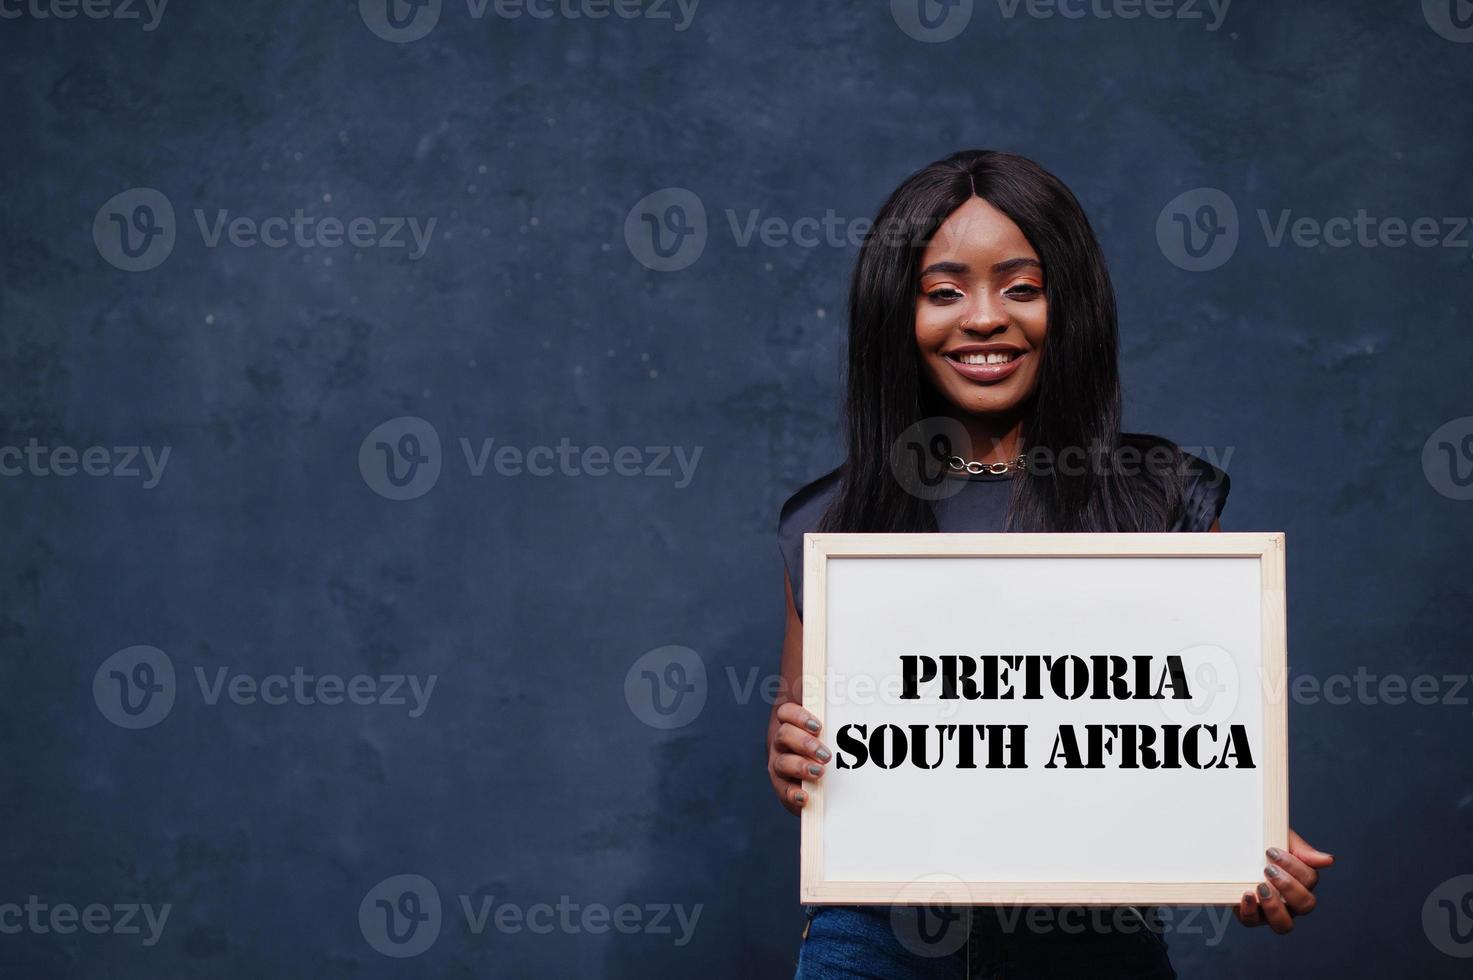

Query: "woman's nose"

xmin=961 ymin=300 xmax=1009 ymax=335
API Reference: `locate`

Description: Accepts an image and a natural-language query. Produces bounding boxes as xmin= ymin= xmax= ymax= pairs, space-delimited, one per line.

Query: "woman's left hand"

xmin=1235 ymin=828 xmax=1334 ymax=934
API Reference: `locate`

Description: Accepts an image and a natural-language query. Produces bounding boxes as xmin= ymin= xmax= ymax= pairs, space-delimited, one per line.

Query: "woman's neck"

xmin=952 ymin=410 xmax=1027 ymax=463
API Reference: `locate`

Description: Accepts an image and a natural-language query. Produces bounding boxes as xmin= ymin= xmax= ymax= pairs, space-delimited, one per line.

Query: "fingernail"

xmin=1266 ymin=846 xmax=1283 ymax=861
xmin=1265 ymin=865 xmax=1282 ymax=879
xmin=816 ymin=748 xmax=831 ymax=762
xmin=805 ymin=719 xmax=821 ymax=733
xmin=808 ymin=764 xmax=823 ymax=777
xmin=1256 ymin=884 xmax=1271 ymax=900
xmin=795 ymin=791 xmax=806 ymax=803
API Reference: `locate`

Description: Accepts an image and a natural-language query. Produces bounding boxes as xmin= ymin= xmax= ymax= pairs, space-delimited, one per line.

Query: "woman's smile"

xmin=942 ymin=344 xmax=1029 ymax=383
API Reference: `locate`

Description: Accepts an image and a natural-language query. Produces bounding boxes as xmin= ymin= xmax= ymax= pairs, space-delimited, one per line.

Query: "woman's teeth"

xmin=954 ymin=352 xmax=1018 ymax=365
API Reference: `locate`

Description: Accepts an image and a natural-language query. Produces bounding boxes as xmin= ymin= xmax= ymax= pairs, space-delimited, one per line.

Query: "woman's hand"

xmin=767 ymin=701 xmax=831 ymax=815
xmin=1235 ymin=829 xmax=1334 ymax=933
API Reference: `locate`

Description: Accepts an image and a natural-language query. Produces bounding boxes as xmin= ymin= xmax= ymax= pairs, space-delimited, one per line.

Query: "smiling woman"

xmin=765 ymin=150 xmax=1335 ymax=976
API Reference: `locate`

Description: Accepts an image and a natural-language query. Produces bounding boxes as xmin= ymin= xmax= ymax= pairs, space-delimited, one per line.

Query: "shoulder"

xmin=778 ymin=465 xmax=843 ymax=538
xmin=1178 ymin=448 xmax=1230 ymax=530
xmin=1118 ymin=432 xmax=1230 ymax=530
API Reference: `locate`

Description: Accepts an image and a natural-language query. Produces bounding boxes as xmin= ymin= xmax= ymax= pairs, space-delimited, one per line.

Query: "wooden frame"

xmin=800 ymin=532 xmax=1288 ymax=906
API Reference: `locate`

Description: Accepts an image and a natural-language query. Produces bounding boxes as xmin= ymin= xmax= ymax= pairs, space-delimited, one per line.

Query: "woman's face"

xmin=914 ymin=195 xmax=1047 ymax=420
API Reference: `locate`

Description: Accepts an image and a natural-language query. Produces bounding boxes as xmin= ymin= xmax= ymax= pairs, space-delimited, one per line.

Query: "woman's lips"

xmin=943 ymin=351 xmax=1026 ymax=383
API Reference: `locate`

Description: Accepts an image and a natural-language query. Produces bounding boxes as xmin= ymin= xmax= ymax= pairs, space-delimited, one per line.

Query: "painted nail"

xmin=1265 ymin=865 xmax=1282 ymax=879
xmin=795 ymin=792 xmax=806 ymax=803
xmin=808 ymin=764 xmax=822 ymax=777
xmin=816 ymin=748 xmax=831 ymax=762
xmin=1256 ymin=884 xmax=1271 ymax=900
xmin=805 ymin=719 xmax=821 ymax=733
xmin=1266 ymin=846 xmax=1283 ymax=861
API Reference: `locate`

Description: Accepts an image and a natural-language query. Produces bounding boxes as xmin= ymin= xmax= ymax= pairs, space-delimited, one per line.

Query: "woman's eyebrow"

xmin=918 ymin=260 xmax=969 ymax=277
xmin=992 ymin=257 xmax=1042 ymax=274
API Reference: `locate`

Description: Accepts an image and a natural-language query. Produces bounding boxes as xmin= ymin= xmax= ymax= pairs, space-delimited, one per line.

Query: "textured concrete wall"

xmin=1 ymin=0 xmax=1471 ymax=975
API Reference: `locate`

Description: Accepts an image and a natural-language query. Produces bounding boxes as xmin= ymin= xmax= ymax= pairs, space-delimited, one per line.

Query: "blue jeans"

xmin=795 ymin=904 xmax=1176 ymax=979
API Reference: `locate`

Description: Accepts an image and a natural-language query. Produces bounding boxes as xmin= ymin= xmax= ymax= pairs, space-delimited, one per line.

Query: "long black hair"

xmin=820 ymin=150 xmax=1183 ymax=534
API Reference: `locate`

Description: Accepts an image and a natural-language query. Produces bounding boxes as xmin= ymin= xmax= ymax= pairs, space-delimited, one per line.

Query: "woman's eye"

xmin=925 ymin=287 xmax=964 ymax=303
xmin=1005 ymin=283 xmax=1043 ymax=300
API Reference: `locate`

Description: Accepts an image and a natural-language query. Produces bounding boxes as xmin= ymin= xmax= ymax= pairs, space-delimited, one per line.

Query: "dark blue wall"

xmin=2 ymin=0 xmax=1471 ymax=975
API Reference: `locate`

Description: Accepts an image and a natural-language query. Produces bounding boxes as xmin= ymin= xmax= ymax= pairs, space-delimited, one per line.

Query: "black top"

xmin=778 ymin=439 xmax=1231 ymax=621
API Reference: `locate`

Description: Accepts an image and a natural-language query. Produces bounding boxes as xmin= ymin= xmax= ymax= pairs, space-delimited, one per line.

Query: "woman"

xmin=766 ymin=151 xmax=1333 ymax=977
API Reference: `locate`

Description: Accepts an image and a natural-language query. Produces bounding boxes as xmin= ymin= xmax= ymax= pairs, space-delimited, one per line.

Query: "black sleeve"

xmin=776 ymin=468 xmax=842 ymax=622
xmin=1174 ymin=453 xmax=1231 ymax=532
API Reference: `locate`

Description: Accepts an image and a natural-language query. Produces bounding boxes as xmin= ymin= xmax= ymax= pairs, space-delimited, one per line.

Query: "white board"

xmin=800 ymin=533 xmax=1287 ymax=906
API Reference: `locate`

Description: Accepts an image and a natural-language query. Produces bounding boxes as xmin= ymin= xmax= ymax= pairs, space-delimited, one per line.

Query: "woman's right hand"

xmin=768 ymin=701 xmax=831 ymax=815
